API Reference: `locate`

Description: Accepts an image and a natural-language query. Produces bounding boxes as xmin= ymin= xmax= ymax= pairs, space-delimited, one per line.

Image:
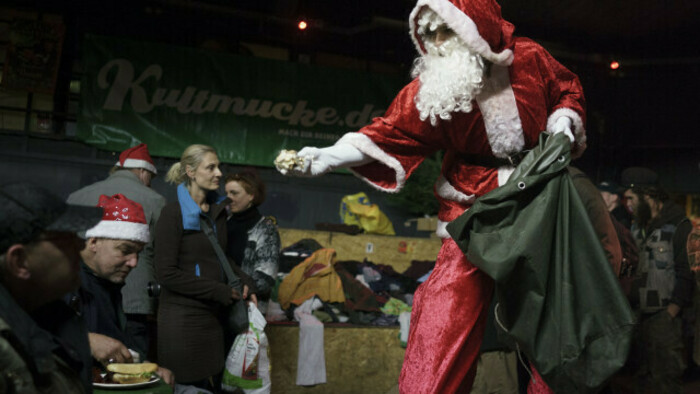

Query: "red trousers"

xmin=399 ymin=239 xmax=494 ymax=393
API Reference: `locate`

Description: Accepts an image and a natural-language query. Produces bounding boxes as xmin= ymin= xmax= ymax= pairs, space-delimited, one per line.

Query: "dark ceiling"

xmin=13 ymin=0 xmax=700 ymax=66
xmin=153 ymin=0 xmax=700 ymax=63
xmin=7 ymin=0 xmax=700 ymax=190
xmin=499 ymin=0 xmax=700 ymax=58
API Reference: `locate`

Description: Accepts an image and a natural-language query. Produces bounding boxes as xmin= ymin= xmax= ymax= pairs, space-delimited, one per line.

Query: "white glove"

xmin=552 ymin=116 xmax=575 ymax=143
xmin=278 ymin=144 xmax=371 ymax=177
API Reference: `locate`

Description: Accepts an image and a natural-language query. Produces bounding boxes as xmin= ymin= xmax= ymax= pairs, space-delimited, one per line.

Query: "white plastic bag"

xmin=294 ymin=297 xmax=326 ymax=386
xmin=222 ymin=303 xmax=271 ymax=393
xmin=398 ymin=311 xmax=411 ymax=348
xmin=251 ymin=334 xmax=271 ymax=394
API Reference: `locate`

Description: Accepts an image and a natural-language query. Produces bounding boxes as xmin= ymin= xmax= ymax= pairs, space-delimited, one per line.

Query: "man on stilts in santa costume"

xmin=275 ymin=0 xmax=586 ymax=392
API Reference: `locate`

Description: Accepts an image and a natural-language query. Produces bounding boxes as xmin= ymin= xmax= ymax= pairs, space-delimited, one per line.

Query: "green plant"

xmin=385 ymin=152 xmax=442 ymax=216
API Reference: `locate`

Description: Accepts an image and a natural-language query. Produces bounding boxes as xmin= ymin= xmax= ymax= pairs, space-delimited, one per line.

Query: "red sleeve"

xmin=336 ymin=79 xmax=446 ymax=192
xmin=535 ymin=43 xmax=587 ymax=154
xmin=543 ymin=49 xmax=586 ymax=121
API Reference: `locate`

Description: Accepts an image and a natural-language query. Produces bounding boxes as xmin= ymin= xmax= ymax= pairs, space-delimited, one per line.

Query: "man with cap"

xmin=67 ymin=143 xmax=166 ymax=357
xmin=598 ymin=180 xmax=633 ymax=229
xmin=620 ymin=167 xmax=693 ymax=393
xmin=67 ymin=193 xmax=174 ymax=386
xmin=276 ymin=0 xmax=586 ymax=392
xmin=0 ymin=182 xmax=102 ymax=393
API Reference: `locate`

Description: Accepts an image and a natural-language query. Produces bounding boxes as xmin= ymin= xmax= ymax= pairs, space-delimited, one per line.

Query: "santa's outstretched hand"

xmin=274 ymin=144 xmax=371 ymax=177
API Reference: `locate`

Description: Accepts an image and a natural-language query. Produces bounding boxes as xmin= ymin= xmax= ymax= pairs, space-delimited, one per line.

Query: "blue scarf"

xmin=177 ymin=183 xmax=226 ymax=231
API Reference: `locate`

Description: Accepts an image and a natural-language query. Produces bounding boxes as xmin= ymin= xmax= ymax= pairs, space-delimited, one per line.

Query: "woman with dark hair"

xmin=155 ymin=145 xmax=256 ymax=392
xmin=224 ymin=171 xmax=280 ymax=314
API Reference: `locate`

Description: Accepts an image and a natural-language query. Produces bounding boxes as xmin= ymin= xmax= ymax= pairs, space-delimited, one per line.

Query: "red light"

xmin=298 ymin=21 xmax=308 ymax=30
xmin=609 ymin=61 xmax=620 ymax=70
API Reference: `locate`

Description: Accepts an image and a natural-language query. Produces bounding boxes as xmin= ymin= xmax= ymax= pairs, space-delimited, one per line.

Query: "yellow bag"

xmin=340 ymin=192 xmax=395 ymax=235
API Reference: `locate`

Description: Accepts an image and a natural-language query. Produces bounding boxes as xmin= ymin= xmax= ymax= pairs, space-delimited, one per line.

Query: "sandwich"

xmin=106 ymin=363 xmax=158 ymax=384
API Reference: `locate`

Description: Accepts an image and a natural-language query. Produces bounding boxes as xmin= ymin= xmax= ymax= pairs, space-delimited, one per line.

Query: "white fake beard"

xmin=412 ymin=37 xmax=486 ymax=126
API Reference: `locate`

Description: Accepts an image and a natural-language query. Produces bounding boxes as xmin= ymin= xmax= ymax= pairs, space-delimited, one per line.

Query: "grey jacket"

xmin=240 ymin=216 xmax=280 ymax=293
xmin=67 ymin=170 xmax=167 ymax=314
xmin=631 ymin=201 xmax=693 ymax=313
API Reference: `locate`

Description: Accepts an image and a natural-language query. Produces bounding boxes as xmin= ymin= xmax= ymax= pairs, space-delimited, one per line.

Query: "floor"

xmin=381 ymin=365 xmax=700 ymax=394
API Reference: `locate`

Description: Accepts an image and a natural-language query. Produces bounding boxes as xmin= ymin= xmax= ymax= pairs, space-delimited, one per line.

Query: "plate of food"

xmin=93 ymin=362 xmax=160 ymax=389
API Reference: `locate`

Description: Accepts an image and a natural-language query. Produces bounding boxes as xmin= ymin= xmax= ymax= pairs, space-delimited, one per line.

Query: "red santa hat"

xmin=115 ymin=143 xmax=158 ymax=174
xmin=85 ymin=194 xmax=150 ymax=243
xmin=409 ymin=0 xmax=515 ymax=66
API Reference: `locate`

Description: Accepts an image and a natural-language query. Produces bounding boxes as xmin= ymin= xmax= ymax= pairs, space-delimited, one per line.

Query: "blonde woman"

xmin=155 ymin=144 xmax=255 ymax=391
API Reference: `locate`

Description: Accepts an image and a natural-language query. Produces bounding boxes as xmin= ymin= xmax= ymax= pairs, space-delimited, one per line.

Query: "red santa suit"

xmin=335 ymin=0 xmax=586 ymax=392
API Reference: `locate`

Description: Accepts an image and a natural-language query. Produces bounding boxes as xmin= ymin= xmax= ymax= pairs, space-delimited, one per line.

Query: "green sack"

xmin=447 ymin=133 xmax=635 ymax=392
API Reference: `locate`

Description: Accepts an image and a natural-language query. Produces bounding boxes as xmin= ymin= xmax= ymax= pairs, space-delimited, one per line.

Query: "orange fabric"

xmin=277 ymin=248 xmax=346 ymax=309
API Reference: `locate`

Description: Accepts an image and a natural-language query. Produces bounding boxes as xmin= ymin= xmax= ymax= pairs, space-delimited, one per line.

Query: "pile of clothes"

xmin=269 ymin=239 xmax=434 ymax=329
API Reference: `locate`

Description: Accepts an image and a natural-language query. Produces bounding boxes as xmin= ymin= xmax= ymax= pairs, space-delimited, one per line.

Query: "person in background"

xmin=598 ymin=180 xmax=633 ymax=229
xmin=224 ymin=171 xmax=280 ymax=314
xmin=621 ymin=167 xmax=693 ymax=393
xmin=67 ymin=193 xmax=174 ymax=386
xmin=571 ymin=168 xmax=623 ymax=276
xmin=0 ymin=183 xmax=102 ymax=393
xmin=67 ymin=143 xmax=166 ymax=358
xmin=622 ymin=167 xmax=660 ymax=233
xmin=155 ymin=144 xmax=256 ymax=392
xmin=597 ymin=180 xmax=639 ymax=297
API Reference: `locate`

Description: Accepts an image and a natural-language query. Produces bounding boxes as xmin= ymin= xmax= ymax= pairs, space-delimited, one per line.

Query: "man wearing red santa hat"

xmin=276 ymin=0 xmax=586 ymax=392
xmin=67 ymin=144 xmax=166 ymax=360
xmin=68 ymin=194 xmax=174 ymax=385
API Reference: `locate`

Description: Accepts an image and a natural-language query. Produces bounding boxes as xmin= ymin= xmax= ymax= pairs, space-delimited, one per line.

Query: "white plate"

xmin=93 ymin=376 xmax=160 ymax=389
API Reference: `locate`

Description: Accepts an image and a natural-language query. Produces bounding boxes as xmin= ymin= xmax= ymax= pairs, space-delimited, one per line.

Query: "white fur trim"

xmin=410 ymin=0 xmax=514 ymax=66
xmin=336 ymin=132 xmax=407 ymax=193
xmin=117 ymin=158 xmax=158 ymax=174
xmin=435 ymin=175 xmax=475 ymax=204
xmin=475 ymin=65 xmax=525 ymax=157
xmin=498 ymin=166 xmax=516 ymax=186
xmin=547 ymin=107 xmax=586 ymax=149
xmin=85 ymin=220 xmax=150 ymax=243
xmin=436 ymin=219 xmax=451 ymax=239
xmin=438 ymin=216 xmax=478 ymax=239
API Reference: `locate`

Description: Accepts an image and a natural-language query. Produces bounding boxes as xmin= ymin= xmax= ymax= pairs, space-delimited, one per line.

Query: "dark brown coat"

xmin=568 ymin=167 xmax=623 ymax=277
xmin=154 ymin=199 xmax=253 ymax=383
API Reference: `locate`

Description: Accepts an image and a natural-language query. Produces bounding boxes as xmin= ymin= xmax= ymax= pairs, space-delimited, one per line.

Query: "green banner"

xmin=78 ymin=35 xmax=404 ymax=166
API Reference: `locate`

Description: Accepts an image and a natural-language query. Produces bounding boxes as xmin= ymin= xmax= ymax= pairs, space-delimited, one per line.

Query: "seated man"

xmin=67 ymin=193 xmax=174 ymax=385
xmin=68 ymin=143 xmax=167 ymax=358
xmin=0 ymin=182 xmax=102 ymax=393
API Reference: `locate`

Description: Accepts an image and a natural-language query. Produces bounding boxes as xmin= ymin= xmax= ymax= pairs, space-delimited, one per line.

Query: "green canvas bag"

xmin=447 ymin=133 xmax=635 ymax=392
